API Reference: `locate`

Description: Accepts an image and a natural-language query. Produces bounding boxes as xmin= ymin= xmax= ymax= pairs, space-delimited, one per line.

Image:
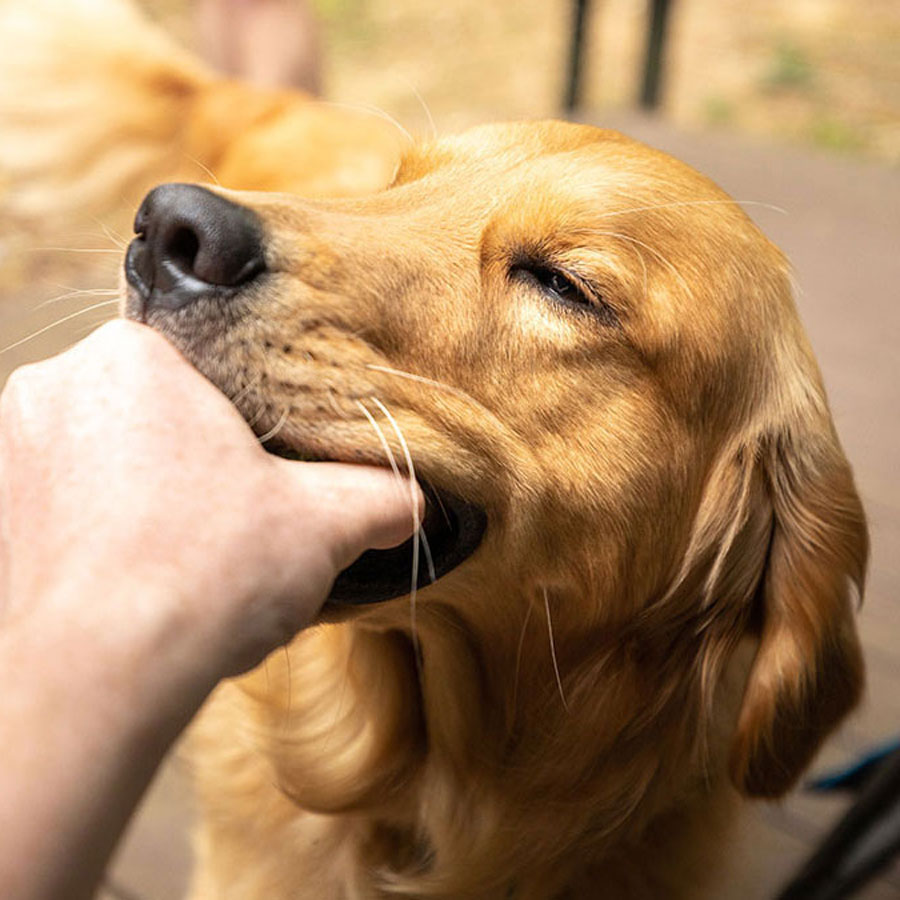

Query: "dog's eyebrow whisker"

xmin=318 ymin=101 xmax=414 ymax=147
xmin=365 ymin=364 xmax=507 ymax=435
xmin=591 ymin=229 xmax=656 ymax=295
xmin=511 ymin=598 xmax=536 ymax=716
xmin=370 ymin=397 xmax=426 ymax=686
xmin=593 ymin=198 xmax=789 ymax=220
xmin=607 ymin=238 xmax=649 ymax=295
xmin=575 ymin=229 xmax=691 ymax=299
xmin=257 ymin=407 xmax=291 ymax=445
xmin=0 ymin=298 xmax=120 ymax=355
xmin=543 ymin=587 xmax=570 ymax=714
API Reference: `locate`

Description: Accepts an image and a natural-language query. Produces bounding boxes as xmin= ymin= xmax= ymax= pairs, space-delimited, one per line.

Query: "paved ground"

xmin=3 ymin=116 xmax=899 ymax=898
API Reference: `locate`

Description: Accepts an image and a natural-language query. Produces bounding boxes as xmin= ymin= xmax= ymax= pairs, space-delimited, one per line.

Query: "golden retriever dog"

xmin=120 ymin=122 xmax=867 ymax=898
xmin=1 ymin=1 xmax=866 ymax=896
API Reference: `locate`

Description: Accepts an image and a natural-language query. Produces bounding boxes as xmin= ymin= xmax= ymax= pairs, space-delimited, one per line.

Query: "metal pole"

xmin=564 ymin=0 xmax=591 ymax=113
xmin=640 ymin=0 xmax=673 ymax=110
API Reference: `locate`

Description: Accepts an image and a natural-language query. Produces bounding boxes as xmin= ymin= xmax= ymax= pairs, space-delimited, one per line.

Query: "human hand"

xmin=0 ymin=319 xmax=423 ymax=900
xmin=0 ymin=320 xmax=421 ymax=695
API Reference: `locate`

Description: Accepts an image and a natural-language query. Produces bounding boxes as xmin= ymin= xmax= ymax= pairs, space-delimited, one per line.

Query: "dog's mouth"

xmin=264 ymin=439 xmax=487 ymax=605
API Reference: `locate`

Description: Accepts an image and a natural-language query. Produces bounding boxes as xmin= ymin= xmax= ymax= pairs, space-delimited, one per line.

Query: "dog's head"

xmin=124 ymin=121 xmax=865 ymax=805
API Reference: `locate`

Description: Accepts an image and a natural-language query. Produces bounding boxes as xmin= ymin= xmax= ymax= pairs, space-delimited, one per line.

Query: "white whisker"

xmin=543 ymin=587 xmax=569 ymax=713
xmin=365 ymin=364 xmax=507 ymax=434
xmin=418 ymin=525 xmax=437 ymax=585
xmin=370 ymin=397 xmax=426 ymax=684
xmin=257 ymin=407 xmax=291 ymax=444
xmin=183 ymin=153 xmax=221 ymax=186
xmin=1 ymin=299 xmax=120 ymax=355
xmin=246 ymin=402 xmax=268 ymax=429
xmin=230 ymin=375 xmax=262 ymax=408
xmin=511 ymin=598 xmax=536 ymax=715
xmin=595 ymin=198 xmax=789 ymax=220
xmin=318 ymin=101 xmax=414 ymax=146
xmin=356 ymin=400 xmax=403 ymax=481
xmin=35 ymin=287 xmax=119 ymax=310
xmin=95 ymin=220 xmax=130 ymax=250
xmin=358 ymin=399 xmax=437 ymax=585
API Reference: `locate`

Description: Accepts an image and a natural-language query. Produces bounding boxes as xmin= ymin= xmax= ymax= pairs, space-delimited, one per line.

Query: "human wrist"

xmin=4 ymin=578 xmax=222 ymax=738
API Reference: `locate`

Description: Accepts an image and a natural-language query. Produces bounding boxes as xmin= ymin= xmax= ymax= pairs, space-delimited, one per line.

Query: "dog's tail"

xmin=0 ymin=0 xmax=406 ymax=234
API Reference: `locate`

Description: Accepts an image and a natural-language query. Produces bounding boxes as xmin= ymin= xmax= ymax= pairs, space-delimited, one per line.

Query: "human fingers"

xmin=267 ymin=460 xmax=424 ymax=568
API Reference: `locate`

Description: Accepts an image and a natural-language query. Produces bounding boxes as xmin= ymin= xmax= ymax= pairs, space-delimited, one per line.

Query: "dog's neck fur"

xmin=213 ymin=586 xmax=751 ymax=899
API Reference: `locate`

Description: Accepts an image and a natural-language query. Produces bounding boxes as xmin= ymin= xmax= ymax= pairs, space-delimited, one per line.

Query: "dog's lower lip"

xmin=263 ymin=441 xmax=487 ymax=604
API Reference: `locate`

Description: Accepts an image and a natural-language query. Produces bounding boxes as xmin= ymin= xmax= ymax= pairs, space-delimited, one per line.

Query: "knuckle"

xmin=85 ymin=319 xmax=146 ymax=356
xmin=1 ymin=364 xmax=37 ymax=413
xmin=0 ymin=368 xmax=39 ymax=443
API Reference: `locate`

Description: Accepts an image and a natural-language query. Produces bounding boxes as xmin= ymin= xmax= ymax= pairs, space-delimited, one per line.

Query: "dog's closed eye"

xmin=510 ymin=261 xmax=618 ymax=327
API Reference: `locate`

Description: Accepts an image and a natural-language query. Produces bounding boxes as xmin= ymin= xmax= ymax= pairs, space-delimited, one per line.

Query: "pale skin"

xmin=0 ymin=320 xmax=422 ymax=900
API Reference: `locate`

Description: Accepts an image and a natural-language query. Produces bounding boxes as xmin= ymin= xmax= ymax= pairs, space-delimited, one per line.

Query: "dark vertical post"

xmin=564 ymin=0 xmax=591 ymax=113
xmin=777 ymin=750 xmax=900 ymax=900
xmin=640 ymin=0 xmax=673 ymax=110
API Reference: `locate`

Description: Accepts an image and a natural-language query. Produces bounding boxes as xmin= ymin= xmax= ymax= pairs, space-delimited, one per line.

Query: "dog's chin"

xmin=263 ymin=440 xmax=488 ymax=606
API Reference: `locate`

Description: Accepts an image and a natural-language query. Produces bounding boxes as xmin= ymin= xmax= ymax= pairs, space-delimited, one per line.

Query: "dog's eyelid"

xmin=509 ymin=259 xmax=620 ymax=327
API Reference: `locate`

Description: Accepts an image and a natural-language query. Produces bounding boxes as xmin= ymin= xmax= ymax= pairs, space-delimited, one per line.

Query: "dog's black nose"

xmin=125 ymin=183 xmax=265 ymax=311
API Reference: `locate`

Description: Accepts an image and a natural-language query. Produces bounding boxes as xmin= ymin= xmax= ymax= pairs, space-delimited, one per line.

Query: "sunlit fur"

xmin=131 ymin=122 xmax=866 ymax=898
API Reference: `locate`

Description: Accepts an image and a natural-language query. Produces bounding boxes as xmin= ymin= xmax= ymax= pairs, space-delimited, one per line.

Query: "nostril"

xmin=164 ymin=226 xmax=201 ymax=278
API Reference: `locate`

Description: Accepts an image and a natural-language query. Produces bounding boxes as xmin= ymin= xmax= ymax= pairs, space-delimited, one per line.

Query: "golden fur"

xmin=0 ymin=3 xmax=867 ymax=897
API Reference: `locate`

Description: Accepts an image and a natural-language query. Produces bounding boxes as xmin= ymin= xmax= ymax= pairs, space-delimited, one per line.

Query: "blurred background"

xmin=150 ymin=0 xmax=900 ymax=160
xmin=1 ymin=1 xmax=898 ymax=897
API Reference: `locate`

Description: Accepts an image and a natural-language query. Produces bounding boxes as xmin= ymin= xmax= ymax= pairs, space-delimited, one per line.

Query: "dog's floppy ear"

xmin=728 ymin=413 xmax=867 ymax=797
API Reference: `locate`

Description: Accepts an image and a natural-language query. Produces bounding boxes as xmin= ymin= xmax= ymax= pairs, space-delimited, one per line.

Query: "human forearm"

xmin=0 ymin=595 xmax=212 ymax=900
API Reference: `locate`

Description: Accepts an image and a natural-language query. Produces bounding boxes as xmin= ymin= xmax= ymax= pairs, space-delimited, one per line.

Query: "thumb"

xmin=270 ymin=460 xmax=424 ymax=570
